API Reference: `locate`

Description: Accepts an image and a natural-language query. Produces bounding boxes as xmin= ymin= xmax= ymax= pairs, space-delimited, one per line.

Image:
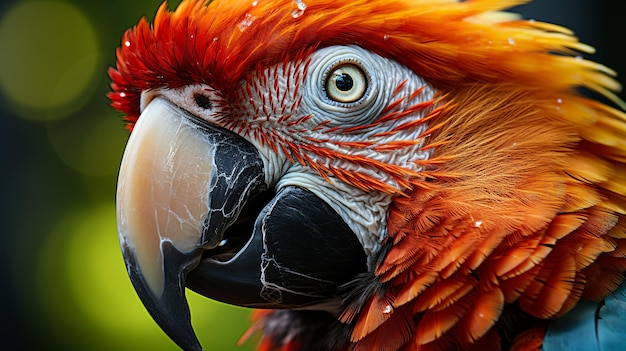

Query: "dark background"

xmin=0 ymin=1 xmax=624 ymax=350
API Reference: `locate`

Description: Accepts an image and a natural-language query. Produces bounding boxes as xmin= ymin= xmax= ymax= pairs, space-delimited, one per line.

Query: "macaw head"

xmin=109 ymin=0 xmax=626 ymax=350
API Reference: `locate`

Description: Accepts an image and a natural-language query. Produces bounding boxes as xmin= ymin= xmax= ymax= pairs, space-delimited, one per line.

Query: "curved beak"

xmin=116 ymin=98 xmax=265 ymax=351
xmin=116 ymin=97 xmax=368 ymax=351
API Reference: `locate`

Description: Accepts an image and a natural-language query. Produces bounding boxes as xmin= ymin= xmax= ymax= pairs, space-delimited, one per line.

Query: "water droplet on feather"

xmin=291 ymin=0 xmax=306 ymax=18
xmin=238 ymin=13 xmax=256 ymax=31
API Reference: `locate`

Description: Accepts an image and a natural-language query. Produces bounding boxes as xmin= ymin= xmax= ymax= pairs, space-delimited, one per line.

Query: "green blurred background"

xmin=0 ymin=0 xmax=255 ymax=350
xmin=0 ymin=0 xmax=623 ymax=350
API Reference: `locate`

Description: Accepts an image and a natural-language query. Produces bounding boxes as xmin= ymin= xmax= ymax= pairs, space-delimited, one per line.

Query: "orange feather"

xmin=348 ymin=292 xmax=395 ymax=342
xmin=458 ymin=287 xmax=505 ymax=343
xmin=413 ymin=300 xmax=468 ymax=345
xmin=109 ymin=0 xmax=626 ymax=350
xmin=509 ymin=326 xmax=546 ymax=351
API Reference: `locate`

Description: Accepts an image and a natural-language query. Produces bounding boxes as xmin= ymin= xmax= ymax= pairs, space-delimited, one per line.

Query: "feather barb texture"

xmin=107 ymin=0 xmax=626 ymax=350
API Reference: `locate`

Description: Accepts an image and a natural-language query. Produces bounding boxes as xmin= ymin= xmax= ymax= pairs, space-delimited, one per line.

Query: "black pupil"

xmin=194 ymin=93 xmax=212 ymax=109
xmin=335 ymin=73 xmax=353 ymax=91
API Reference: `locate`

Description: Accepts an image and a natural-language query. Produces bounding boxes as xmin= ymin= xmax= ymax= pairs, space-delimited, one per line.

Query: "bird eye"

xmin=325 ymin=64 xmax=367 ymax=103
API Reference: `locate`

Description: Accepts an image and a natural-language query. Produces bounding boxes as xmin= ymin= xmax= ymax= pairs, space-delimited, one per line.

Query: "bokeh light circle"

xmin=47 ymin=114 xmax=129 ymax=176
xmin=0 ymin=1 xmax=99 ymax=121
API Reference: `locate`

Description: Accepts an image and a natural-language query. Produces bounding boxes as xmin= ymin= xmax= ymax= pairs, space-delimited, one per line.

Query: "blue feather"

xmin=597 ymin=283 xmax=626 ymax=351
xmin=542 ymin=283 xmax=626 ymax=351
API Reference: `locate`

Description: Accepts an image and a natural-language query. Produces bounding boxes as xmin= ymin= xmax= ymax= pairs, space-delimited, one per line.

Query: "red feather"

xmin=109 ymin=0 xmax=626 ymax=350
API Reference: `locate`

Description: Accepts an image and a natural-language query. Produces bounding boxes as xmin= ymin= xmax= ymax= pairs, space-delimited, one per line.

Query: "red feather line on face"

xmin=109 ymin=0 xmax=623 ymax=128
xmin=108 ymin=0 xmax=445 ymax=194
xmin=109 ymin=0 xmax=626 ymax=350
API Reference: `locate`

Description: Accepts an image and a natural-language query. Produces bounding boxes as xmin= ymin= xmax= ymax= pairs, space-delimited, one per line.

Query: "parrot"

xmin=108 ymin=0 xmax=626 ymax=350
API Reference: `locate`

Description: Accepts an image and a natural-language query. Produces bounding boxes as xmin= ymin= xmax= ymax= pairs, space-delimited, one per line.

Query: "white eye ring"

xmin=325 ymin=64 xmax=367 ymax=103
xmin=302 ymin=45 xmax=384 ymax=126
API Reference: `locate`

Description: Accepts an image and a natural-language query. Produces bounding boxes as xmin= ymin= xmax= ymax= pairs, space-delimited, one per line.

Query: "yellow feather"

xmin=111 ymin=1 xmax=626 ymax=350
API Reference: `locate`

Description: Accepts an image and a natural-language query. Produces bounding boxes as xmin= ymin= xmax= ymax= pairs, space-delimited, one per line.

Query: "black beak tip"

xmin=122 ymin=241 xmax=204 ymax=351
